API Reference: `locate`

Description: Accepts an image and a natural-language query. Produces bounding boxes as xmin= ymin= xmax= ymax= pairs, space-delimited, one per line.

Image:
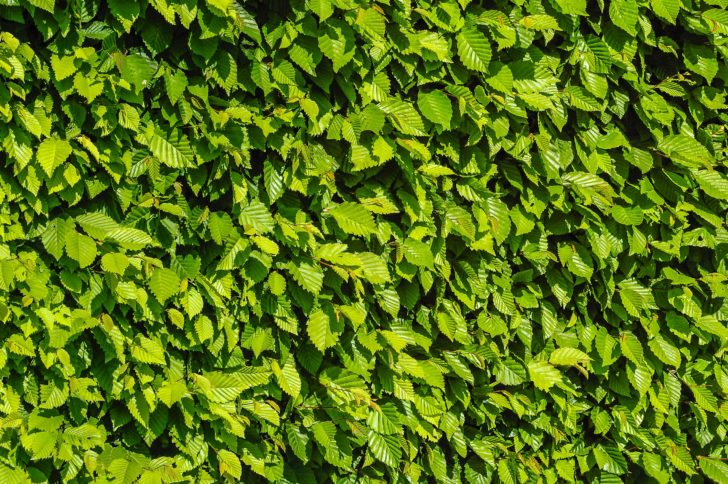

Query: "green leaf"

xmin=528 ymin=361 xmax=562 ymax=391
xmin=683 ymin=44 xmax=718 ymax=83
xmin=15 ymin=105 xmax=42 ymax=139
xmin=379 ymin=99 xmax=426 ymax=136
xmin=51 ymin=54 xmax=76 ymax=81
xmin=402 ymin=238 xmax=434 ymax=267
xmin=619 ymin=279 xmax=656 ymax=316
xmin=7 ymin=334 xmax=35 ymax=357
xmin=195 ymin=370 xmax=271 ymax=402
xmin=165 ymin=69 xmax=188 ymax=105
xmin=64 ymin=232 xmax=97 ymax=268
xmin=357 ymin=252 xmax=391 ymax=283
xmin=699 ymin=457 xmax=728 ymax=484
xmin=564 ymin=86 xmax=602 ymax=111
xmin=108 ymin=0 xmax=139 ymax=30
xmin=218 ymin=449 xmax=242 ymax=479
xmin=553 ymin=0 xmax=587 ymax=15
xmin=550 ymin=348 xmax=591 ymax=366
xmin=417 ymin=90 xmax=452 ymax=129
xmin=457 ymin=27 xmax=491 ymax=72
xmin=648 ymin=334 xmax=681 ymax=367
xmin=307 ymin=0 xmax=333 ymax=20
xmin=286 ymin=424 xmax=311 ymax=463
xmin=619 ymin=332 xmax=644 ymax=366
xmin=520 ymin=15 xmax=561 ymax=31
xmin=484 ymin=198 xmax=510 ymax=244
xmin=690 ymin=384 xmax=718 ymax=413
xmin=118 ymin=104 xmax=140 ymax=131
xmin=268 ymin=272 xmax=287 ymax=296
xmin=659 ymin=135 xmax=713 ymax=168
xmin=318 ymin=21 xmax=355 ymax=72
xmin=703 ymin=9 xmax=728 ymax=34
xmin=207 ymin=0 xmax=233 ymax=16
xmin=367 ymin=430 xmax=401 ymax=468
xmin=497 ymin=358 xmax=527 ymax=385
xmin=208 ymin=212 xmax=233 ymax=244
xmin=287 ymin=261 xmax=324 ymax=294
xmin=594 ymin=445 xmax=628 ymax=474
xmin=20 ymin=431 xmax=57 ymax=460
xmin=307 ymin=308 xmax=338 ymax=352
xmin=131 ymin=336 xmax=167 ymax=366
xmin=157 ymin=380 xmax=187 ymax=407
xmin=37 ymin=138 xmax=73 ymax=177
xmin=612 ymin=206 xmax=644 ymax=225
xmin=116 ymin=53 xmax=158 ymax=90
xmin=73 ymin=72 xmax=104 ymax=102
xmin=609 ymin=0 xmax=639 ymax=36
xmin=328 ymin=202 xmax=377 ymax=236
xmin=273 ymin=358 xmax=301 ymax=398
xmin=148 ymin=129 xmax=192 ymax=168
xmin=5 ymin=1 xmax=728 ymax=481
xmin=42 ymin=219 xmax=70 ymax=260
xmin=239 ymin=200 xmax=275 ymax=234
xmin=77 ymin=212 xmax=119 ymax=239
xmin=101 ymin=253 xmax=129 ymax=275
xmin=651 ymin=0 xmax=681 ymax=24
xmin=106 ymin=227 xmax=157 ymax=250
xmin=148 ymin=268 xmax=181 ymax=304
xmin=692 ymin=170 xmax=728 ymax=200
xmin=27 ymin=0 xmax=55 ymax=13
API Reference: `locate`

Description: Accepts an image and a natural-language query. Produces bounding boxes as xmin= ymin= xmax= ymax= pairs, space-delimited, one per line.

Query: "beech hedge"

xmin=1 ymin=0 xmax=728 ymax=482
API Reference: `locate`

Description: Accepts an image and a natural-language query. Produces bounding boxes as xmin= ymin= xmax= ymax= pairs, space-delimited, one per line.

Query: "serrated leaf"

xmin=402 ymin=238 xmax=434 ymax=267
xmin=287 ymin=424 xmax=311 ymax=463
xmin=550 ymin=347 xmax=591 ymax=366
xmin=268 ymin=272 xmax=286 ymax=296
xmin=699 ymin=457 xmax=728 ymax=484
xmin=457 ymin=27 xmax=491 ymax=73
xmin=218 ymin=449 xmax=242 ymax=479
xmin=528 ymin=361 xmax=562 ymax=391
xmin=42 ymin=219 xmax=70 ymax=260
xmin=51 ymin=54 xmax=76 ymax=81
xmin=64 ymin=232 xmax=97 ymax=268
xmin=693 ymin=170 xmax=728 ymax=200
xmin=208 ymin=212 xmax=233 ymax=244
xmin=273 ymin=359 xmax=301 ymax=398
xmin=287 ymin=261 xmax=324 ymax=294
xmin=648 ymin=334 xmax=681 ymax=367
xmin=652 ymin=0 xmax=681 ymax=24
xmin=318 ymin=21 xmax=355 ymax=72
xmin=106 ymin=227 xmax=156 ymax=250
xmin=379 ymin=99 xmax=426 ymax=136
xmin=239 ymin=200 xmax=275 ymax=233
xmin=157 ymin=380 xmax=187 ymax=407
xmin=307 ymin=308 xmax=338 ymax=352
xmin=101 ymin=253 xmax=129 ymax=275
xmin=554 ymin=0 xmax=587 ymax=15
xmin=417 ymin=90 xmax=452 ymax=129
xmin=116 ymin=53 xmax=158 ymax=90
xmin=131 ymin=336 xmax=167 ymax=366
xmin=328 ymin=202 xmax=377 ymax=236
xmin=37 ymin=138 xmax=73 ymax=177
xmin=148 ymin=129 xmax=192 ymax=168
xmin=367 ymin=430 xmax=401 ymax=468
xmin=683 ymin=44 xmax=718 ymax=83
xmin=612 ymin=206 xmax=644 ymax=226
xmin=609 ymin=0 xmax=638 ymax=36
xmin=149 ymin=267 xmax=181 ymax=304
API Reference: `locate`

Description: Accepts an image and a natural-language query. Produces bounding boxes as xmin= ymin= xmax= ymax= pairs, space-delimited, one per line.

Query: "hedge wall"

xmin=1 ymin=0 xmax=728 ymax=482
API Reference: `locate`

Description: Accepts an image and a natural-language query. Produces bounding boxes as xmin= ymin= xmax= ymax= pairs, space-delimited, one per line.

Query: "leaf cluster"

xmin=0 ymin=0 xmax=727 ymax=482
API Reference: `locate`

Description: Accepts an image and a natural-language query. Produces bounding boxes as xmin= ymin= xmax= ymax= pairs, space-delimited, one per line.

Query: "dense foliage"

xmin=1 ymin=0 xmax=727 ymax=482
